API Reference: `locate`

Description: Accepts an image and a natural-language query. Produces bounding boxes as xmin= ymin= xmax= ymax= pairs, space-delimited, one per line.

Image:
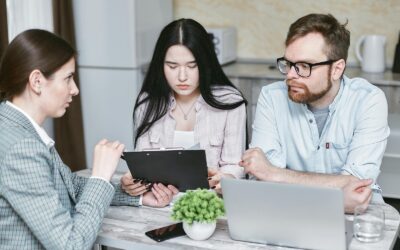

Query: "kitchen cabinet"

xmin=230 ymin=77 xmax=275 ymax=135
xmin=224 ymin=62 xmax=400 ymax=116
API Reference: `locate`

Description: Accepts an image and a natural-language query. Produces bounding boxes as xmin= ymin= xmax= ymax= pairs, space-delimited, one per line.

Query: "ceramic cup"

xmin=183 ymin=221 xmax=216 ymax=241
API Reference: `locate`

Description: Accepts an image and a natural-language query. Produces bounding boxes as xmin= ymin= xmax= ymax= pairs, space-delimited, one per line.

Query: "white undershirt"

xmin=173 ymin=130 xmax=195 ymax=149
xmin=6 ymin=101 xmax=54 ymax=147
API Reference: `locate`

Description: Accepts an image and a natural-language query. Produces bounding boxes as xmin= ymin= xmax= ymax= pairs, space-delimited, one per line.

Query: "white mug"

xmin=356 ymin=35 xmax=386 ymax=73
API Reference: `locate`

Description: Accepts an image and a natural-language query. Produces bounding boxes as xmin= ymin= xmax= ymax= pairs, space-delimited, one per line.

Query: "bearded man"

xmin=240 ymin=13 xmax=390 ymax=213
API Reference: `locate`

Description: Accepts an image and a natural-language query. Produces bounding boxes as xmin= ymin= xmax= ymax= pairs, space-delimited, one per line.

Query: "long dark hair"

xmin=133 ymin=18 xmax=247 ymax=146
xmin=0 ymin=29 xmax=76 ymax=101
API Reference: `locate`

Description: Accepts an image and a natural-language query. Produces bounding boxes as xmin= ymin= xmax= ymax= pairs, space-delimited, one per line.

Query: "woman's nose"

xmin=70 ymin=80 xmax=79 ymax=96
xmin=178 ymin=67 xmax=188 ymax=82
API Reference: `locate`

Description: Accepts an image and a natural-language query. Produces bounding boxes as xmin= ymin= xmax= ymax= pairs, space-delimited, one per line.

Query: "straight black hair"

xmin=133 ymin=18 xmax=247 ymax=146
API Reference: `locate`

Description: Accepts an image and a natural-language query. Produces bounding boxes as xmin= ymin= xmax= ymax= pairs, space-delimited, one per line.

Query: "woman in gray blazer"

xmin=0 ymin=29 xmax=172 ymax=249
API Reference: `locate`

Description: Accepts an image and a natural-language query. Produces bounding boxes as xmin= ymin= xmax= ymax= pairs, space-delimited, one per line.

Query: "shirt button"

xmin=309 ymin=119 xmax=313 ymax=123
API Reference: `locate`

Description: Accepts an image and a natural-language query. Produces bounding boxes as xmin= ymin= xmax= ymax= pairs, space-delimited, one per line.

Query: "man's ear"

xmin=331 ymin=59 xmax=346 ymax=81
xmin=28 ymin=70 xmax=43 ymax=95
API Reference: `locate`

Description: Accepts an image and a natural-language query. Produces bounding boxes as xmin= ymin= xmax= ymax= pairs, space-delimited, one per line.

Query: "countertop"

xmin=222 ymin=62 xmax=400 ymax=86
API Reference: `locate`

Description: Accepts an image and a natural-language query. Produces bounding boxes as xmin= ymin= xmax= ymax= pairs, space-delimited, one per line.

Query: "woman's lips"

xmin=177 ymin=84 xmax=190 ymax=90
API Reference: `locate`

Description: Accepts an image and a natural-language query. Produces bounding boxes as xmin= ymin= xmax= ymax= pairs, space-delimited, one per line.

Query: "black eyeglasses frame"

xmin=276 ymin=57 xmax=339 ymax=77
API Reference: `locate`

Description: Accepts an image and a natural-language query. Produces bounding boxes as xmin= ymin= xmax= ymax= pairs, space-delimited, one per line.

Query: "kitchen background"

xmin=172 ymin=0 xmax=400 ymax=216
xmin=3 ymin=1 xmax=399 ymax=214
xmin=174 ymin=0 xmax=400 ymax=67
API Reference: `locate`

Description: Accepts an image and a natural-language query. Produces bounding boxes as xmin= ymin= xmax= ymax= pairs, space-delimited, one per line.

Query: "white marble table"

xmin=77 ymin=170 xmax=400 ymax=249
xmin=95 ymin=203 xmax=399 ymax=250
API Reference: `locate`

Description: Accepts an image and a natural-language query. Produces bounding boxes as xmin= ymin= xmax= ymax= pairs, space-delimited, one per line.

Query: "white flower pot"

xmin=183 ymin=221 xmax=216 ymax=240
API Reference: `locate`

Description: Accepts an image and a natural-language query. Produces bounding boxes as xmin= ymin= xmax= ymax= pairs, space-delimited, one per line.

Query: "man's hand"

xmin=240 ymin=147 xmax=277 ymax=181
xmin=208 ymin=168 xmax=234 ymax=194
xmin=142 ymin=183 xmax=179 ymax=208
xmin=343 ymin=179 xmax=373 ymax=214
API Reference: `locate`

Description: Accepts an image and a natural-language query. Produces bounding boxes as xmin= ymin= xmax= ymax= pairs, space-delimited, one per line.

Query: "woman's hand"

xmin=120 ymin=171 xmax=150 ymax=196
xmin=208 ymin=168 xmax=234 ymax=194
xmin=91 ymin=139 xmax=125 ymax=181
xmin=142 ymin=183 xmax=179 ymax=207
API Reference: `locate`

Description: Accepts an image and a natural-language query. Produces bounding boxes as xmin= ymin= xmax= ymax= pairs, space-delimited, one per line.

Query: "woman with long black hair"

xmin=121 ymin=18 xmax=247 ymax=203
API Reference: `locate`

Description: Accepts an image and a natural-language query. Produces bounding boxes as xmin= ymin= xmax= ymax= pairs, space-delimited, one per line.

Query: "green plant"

xmin=171 ymin=189 xmax=225 ymax=225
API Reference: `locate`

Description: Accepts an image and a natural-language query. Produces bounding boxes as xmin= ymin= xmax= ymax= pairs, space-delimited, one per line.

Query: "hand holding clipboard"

xmin=121 ymin=148 xmax=209 ymax=192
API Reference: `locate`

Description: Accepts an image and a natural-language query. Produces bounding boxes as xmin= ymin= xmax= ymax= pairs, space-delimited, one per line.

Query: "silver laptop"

xmin=221 ymin=178 xmax=350 ymax=250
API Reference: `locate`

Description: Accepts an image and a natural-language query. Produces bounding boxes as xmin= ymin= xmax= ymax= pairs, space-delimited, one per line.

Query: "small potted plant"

xmin=171 ymin=189 xmax=225 ymax=240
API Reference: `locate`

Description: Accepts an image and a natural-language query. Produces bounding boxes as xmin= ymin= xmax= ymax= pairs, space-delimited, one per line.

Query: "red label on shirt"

xmin=326 ymin=142 xmax=330 ymax=149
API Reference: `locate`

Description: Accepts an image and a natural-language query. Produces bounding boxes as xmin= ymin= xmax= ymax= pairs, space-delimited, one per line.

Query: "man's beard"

xmin=287 ymin=70 xmax=332 ymax=104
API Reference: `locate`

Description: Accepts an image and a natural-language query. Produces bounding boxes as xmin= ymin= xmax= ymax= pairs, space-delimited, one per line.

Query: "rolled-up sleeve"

xmin=342 ymin=90 xmax=390 ymax=183
xmin=250 ymin=86 xmax=286 ymax=168
xmin=219 ymin=103 xmax=247 ymax=178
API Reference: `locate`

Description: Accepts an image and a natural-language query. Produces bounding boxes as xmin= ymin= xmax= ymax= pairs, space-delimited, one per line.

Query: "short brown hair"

xmin=285 ymin=13 xmax=350 ymax=62
xmin=0 ymin=29 xmax=76 ymax=101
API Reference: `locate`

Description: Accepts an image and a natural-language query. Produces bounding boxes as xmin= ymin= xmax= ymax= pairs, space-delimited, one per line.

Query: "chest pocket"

xmin=209 ymin=136 xmax=223 ymax=147
xmin=328 ymin=141 xmax=350 ymax=173
xmin=149 ymin=131 xmax=161 ymax=145
xmin=206 ymin=135 xmax=223 ymax=167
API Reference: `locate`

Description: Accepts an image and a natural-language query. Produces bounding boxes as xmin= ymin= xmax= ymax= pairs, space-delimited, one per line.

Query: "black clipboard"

xmin=122 ymin=149 xmax=209 ymax=191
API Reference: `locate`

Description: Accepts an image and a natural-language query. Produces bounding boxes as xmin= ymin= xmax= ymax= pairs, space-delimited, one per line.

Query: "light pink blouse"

xmin=134 ymin=86 xmax=246 ymax=178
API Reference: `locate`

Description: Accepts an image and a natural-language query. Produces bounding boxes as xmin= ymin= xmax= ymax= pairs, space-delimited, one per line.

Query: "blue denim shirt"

xmin=250 ymin=76 xmax=390 ymax=191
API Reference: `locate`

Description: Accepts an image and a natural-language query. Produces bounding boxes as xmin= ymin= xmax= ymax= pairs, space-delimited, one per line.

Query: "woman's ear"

xmin=28 ymin=70 xmax=43 ymax=95
xmin=331 ymin=59 xmax=346 ymax=81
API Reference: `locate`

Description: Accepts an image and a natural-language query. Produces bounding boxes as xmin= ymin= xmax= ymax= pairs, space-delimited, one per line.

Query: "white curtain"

xmin=6 ymin=0 xmax=54 ymax=136
xmin=6 ymin=0 xmax=53 ymax=41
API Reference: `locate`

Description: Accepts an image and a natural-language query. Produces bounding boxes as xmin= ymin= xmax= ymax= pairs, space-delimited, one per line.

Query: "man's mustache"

xmin=287 ymin=80 xmax=306 ymax=89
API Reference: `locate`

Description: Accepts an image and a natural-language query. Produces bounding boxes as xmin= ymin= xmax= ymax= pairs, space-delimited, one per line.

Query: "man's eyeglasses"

xmin=276 ymin=57 xmax=338 ymax=77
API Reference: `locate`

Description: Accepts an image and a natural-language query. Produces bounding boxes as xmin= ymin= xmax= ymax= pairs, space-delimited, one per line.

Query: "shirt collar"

xmin=297 ymin=76 xmax=346 ymax=113
xmin=6 ymin=101 xmax=55 ymax=148
xmin=328 ymin=76 xmax=346 ymax=112
xmin=168 ymin=93 xmax=203 ymax=112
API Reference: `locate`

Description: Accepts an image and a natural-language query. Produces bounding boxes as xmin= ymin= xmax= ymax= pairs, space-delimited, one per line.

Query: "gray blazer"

xmin=0 ymin=102 xmax=139 ymax=250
